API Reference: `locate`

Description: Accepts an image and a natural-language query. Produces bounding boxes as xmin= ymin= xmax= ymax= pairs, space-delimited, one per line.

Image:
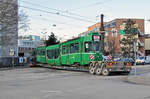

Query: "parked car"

xmin=135 ymin=56 xmax=150 ymax=65
xmin=136 ymin=56 xmax=145 ymax=65
xmin=145 ymin=56 xmax=150 ymax=64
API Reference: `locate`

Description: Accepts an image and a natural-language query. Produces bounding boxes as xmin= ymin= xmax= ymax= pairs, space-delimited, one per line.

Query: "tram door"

xmin=61 ymin=45 xmax=69 ymax=65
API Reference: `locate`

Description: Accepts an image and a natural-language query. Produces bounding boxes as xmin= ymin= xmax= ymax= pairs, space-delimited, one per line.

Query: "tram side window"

xmin=55 ymin=49 xmax=60 ymax=59
xmin=52 ymin=50 xmax=55 ymax=59
xmin=47 ymin=50 xmax=52 ymax=59
xmin=47 ymin=50 xmax=50 ymax=59
xmin=69 ymin=43 xmax=79 ymax=53
xmin=85 ymin=42 xmax=93 ymax=52
xmin=62 ymin=46 xmax=66 ymax=55
xmin=47 ymin=50 xmax=54 ymax=59
xmin=74 ymin=43 xmax=79 ymax=53
xmin=41 ymin=50 xmax=45 ymax=55
xmin=70 ymin=44 xmax=74 ymax=53
xmin=47 ymin=49 xmax=59 ymax=59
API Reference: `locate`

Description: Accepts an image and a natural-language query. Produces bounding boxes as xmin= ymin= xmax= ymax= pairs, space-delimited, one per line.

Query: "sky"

xmin=19 ymin=0 xmax=150 ymax=40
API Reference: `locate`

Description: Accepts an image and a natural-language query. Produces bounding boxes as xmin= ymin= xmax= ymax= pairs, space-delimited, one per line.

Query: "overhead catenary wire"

xmin=0 ymin=1 xmax=96 ymax=23
xmin=20 ymin=0 xmax=95 ymax=21
xmin=31 ymin=14 xmax=89 ymax=28
xmin=20 ymin=5 xmax=96 ymax=23
xmin=90 ymin=0 xmax=113 ymax=6
xmin=0 ymin=0 xmax=90 ymax=35
xmin=69 ymin=0 xmax=113 ymax=11
xmin=18 ymin=1 xmax=96 ymax=27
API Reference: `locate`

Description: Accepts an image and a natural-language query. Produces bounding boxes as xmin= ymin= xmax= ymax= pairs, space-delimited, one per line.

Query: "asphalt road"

xmin=0 ymin=67 xmax=150 ymax=99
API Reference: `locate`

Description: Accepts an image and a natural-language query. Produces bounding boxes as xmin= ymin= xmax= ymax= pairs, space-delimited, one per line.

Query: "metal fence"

xmin=0 ymin=57 xmax=30 ymax=68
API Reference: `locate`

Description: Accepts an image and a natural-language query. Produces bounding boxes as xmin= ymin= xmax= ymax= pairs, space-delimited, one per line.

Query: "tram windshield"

xmin=85 ymin=41 xmax=101 ymax=53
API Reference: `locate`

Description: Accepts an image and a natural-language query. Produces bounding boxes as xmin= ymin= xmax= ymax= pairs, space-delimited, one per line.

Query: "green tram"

xmin=36 ymin=46 xmax=46 ymax=64
xmin=34 ymin=32 xmax=132 ymax=76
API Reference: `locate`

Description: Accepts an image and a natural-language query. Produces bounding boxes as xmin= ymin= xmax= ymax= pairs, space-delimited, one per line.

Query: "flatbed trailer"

xmin=30 ymin=60 xmax=132 ymax=76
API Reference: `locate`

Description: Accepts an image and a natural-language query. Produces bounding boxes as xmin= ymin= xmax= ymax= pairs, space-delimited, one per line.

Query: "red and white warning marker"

xmin=90 ymin=54 xmax=95 ymax=60
xmin=108 ymin=54 xmax=112 ymax=60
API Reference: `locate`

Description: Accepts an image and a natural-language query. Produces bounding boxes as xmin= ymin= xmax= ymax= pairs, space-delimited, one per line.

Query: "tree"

xmin=120 ymin=19 xmax=139 ymax=57
xmin=45 ymin=32 xmax=60 ymax=46
xmin=18 ymin=10 xmax=30 ymax=32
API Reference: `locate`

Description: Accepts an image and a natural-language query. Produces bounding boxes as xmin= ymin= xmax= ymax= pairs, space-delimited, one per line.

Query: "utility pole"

xmin=100 ymin=14 xmax=105 ymax=54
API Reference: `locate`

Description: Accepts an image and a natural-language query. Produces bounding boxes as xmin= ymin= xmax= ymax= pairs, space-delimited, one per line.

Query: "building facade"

xmin=144 ymin=34 xmax=150 ymax=56
xmin=0 ymin=0 xmax=18 ymax=57
xmin=18 ymin=35 xmax=40 ymax=57
xmin=87 ymin=18 xmax=145 ymax=56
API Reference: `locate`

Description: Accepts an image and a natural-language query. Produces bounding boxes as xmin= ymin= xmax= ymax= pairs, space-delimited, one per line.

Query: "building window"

xmin=122 ymin=21 xmax=126 ymax=25
xmin=105 ymin=32 xmax=108 ymax=36
xmin=112 ymin=28 xmax=117 ymax=37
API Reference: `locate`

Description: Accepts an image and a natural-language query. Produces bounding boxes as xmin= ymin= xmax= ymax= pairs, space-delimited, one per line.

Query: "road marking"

xmin=41 ymin=90 xmax=63 ymax=98
xmin=41 ymin=90 xmax=63 ymax=93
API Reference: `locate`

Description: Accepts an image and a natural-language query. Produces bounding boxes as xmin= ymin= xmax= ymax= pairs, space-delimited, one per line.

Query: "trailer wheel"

xmin=89 ymin=63 xmax=96 ymax=74
xmin=89 ymin=62 xmax=94 ymax=70
xmin=89 ymin=68 xmax=95 ymax=74
xmin=96 ymin=68 xmax=102 ymax=75
xmin=102 ymin=68 xmax=109 ymax=76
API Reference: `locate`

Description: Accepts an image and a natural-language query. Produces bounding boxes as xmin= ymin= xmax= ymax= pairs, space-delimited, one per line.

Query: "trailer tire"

xmin=89 ymin=68 xmax=95 ymax=74
xmin=102 ymin=68 xmax=109 ymax=76
xmin=96 ymin=68 xmax=102 ymax=75
xmin=89 ymin=63 xmax=96 ymax=74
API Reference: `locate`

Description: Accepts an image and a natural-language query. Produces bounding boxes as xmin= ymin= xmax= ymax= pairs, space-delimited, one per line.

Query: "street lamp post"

xmin=100 ymin=14 xmax=105 ymax=54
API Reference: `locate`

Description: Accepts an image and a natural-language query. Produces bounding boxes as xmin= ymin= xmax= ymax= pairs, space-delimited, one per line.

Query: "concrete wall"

xmin=0 ymin=0 xmax=18 ymax=57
